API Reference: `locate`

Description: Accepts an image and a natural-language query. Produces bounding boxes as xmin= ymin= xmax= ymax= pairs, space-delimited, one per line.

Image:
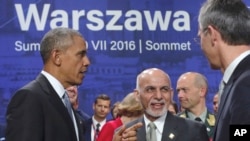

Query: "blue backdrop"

xmin=1 ymin=0 xmax=249 ymax=132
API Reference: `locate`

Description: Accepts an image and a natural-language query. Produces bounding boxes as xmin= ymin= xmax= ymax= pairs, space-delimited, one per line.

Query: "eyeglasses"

xmin=193 ymin=36 xmax=201 ymax=44
xmin=193 ymin=27 xmax=208 ymax=45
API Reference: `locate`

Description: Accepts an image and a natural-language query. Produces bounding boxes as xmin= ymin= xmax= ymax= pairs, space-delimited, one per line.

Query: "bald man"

xmin=122 ymin=68 xmax=209 ymax=141
xmin=176 ymin=72 xmax=215 ymax=139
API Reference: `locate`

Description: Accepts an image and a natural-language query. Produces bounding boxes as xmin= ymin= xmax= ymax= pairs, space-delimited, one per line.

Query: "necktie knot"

xmin=148 ymin=122 xmax=156 ymax=129
xmin=96 ymin=123 xmax=100 ymax=133
xmin=195 ymin=117 xmax=202 ymax=122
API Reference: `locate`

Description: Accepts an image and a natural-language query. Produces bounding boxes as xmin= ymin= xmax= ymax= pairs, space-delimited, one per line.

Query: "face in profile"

xmin=60 ymin=36 xmax=90 ymax=86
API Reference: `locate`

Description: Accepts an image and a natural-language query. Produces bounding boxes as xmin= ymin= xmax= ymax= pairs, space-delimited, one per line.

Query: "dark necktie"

xmin=146 ymin=122 xmax=157 ymax=141
xmin=195 ymin=117 xmax=202 ymax=122
xmin=95 ymin=123 xmax=100 ymax=141
xmin=63 ymin=91 xmax=73 ymax=121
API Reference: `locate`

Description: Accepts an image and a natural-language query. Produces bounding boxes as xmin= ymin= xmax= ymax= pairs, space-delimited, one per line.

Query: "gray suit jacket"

xmin=5 ymin=74 xmax=84 ymax=141
xmin=123 ymin=112 xmax=209 ymax=141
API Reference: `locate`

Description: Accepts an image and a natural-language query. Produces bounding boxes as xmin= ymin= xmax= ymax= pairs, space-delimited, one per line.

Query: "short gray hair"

xmin=40 ymin=27 xmax=83 ymax=64
xmin=198 ymin=0 xmax=250 ymax=45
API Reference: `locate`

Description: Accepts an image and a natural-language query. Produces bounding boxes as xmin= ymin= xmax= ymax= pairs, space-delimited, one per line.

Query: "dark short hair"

xmin=94 ymin=94 xmax=111 ymax=105
xmin=40 ymin=27 xmax=83 ymax=64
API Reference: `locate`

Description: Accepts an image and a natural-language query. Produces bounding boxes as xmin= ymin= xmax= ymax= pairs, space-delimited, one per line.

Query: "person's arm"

xmin=112 ymin=122 xmax=143 ymax=141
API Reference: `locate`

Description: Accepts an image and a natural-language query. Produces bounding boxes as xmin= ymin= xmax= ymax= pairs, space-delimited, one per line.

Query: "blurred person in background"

xmin=84 ymin=94 xmax=111 ymax=141
xmin=168 ymin=101 xmax=179 ymax=115
xmin=97 ymin=92 xmax=144 ymax=141
xmin=66 ymin=85 xmax=90 ymax=121
xmin=213 ymin=92 xmax=219 ymax=116
xmin=111 ymin=101 xmax=121 ymax=119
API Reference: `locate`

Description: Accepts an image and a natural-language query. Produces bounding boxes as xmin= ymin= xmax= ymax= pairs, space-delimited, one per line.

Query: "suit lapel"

xmin=161 ymin=113 xmax=178 ymax=141
xmin=214 ymin=55 xmax=250 ymax=140
xmin=217 ymin=55 xmax=250 ymax=123
xmin=137 ymin=117 xmax=147 ymax=141
xmin=138 ymin=113 xmax=178 ymax=141
xmin=36 ymin=74 xmax=77 ymax=140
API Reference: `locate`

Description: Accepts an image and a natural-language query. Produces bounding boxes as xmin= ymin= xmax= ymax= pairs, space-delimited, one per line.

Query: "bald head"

xmin=177 ymin=72 xmax=208 ymax=95
xmin=176 ymin=72 xmax=208 ymax=114
xmin=136 ymin=68 xmax=172 ymax=90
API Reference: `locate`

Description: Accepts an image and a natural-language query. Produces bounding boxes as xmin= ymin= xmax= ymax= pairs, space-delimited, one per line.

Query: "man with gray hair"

xmin=124 ymin=68 xmax=209 ymax=141
xmin=5 ymin=27 xmax=141 ymax=141
xmin=198 ymin=0 xmax=250 ymax=140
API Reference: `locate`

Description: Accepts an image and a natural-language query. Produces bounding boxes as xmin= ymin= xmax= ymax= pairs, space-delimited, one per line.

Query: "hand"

xmin=112 ymin=122 xmax=143 ymax=141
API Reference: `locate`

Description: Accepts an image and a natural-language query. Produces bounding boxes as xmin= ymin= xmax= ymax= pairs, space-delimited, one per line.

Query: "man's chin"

xmin=146 ymin=109 xmax=167 ymax=118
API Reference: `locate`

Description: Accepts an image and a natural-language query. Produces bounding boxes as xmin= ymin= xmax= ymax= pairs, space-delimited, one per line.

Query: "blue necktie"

xmin=63 ymin=91 xmax=73 ymax=121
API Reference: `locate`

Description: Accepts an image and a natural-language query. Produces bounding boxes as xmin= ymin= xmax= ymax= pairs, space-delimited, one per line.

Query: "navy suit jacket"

xmin=123 ymin=112 xmax=209 ymax=141
xmin=5 ymin=74 xmax=84 ymax=141
xmin=213 ymin=55 xmax=250 ymax=141
xmin=84 ymin=118 xmax=93 ymax=141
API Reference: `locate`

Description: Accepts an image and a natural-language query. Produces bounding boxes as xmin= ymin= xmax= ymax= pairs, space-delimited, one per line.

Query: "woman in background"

xmin=97 ymin=92 xmax=144 ymax=141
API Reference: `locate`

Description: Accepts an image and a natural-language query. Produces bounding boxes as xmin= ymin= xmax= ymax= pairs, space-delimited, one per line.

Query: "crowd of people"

xmin=2 ymin=0 xmax=250 ymax=141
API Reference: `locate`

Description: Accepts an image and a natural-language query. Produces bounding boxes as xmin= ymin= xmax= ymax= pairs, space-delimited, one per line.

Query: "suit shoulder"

xmin=174 ymin=115 xmax=205 ymax=128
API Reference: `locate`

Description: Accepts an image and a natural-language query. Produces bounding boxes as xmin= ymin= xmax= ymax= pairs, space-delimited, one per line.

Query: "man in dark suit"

xmin=5 ymin=27 xmax=142 ymax=141
xmin=130 ymin=68 xmax=209 ymax=141
xmin=5 ymin=28 xmax=90 ymax=141
xmin=197 ymin=0 xmax=250 ymax=141
xmin=84 ymin=94 xmax=111 ymax=141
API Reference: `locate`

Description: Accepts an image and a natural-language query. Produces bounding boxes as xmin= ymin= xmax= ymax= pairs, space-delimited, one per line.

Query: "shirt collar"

xmin=144 ymin=112 xmax=167 ymax=134
xmin=223 ymin=50 xmax=250 ymax=84
xmin=92 ymin=116 xmax=106 ymax=129
xmin=187 ymin=108 xmax=207 ymax=122
xmin=41 ymin=70 xmax=65 ymax=98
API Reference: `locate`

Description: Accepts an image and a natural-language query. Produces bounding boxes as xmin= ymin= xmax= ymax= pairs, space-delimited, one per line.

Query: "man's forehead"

xmin=141 ymin=78 xmax=171 ymax=87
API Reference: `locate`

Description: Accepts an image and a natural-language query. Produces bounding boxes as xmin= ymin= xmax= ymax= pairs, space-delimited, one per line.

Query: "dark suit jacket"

xmin=84 ymin=118 xmax=93 ymax=141
xmin=213 ymin=55 xmax=250 ymax=141
xmin=123 ymin=112 xmax=209 ymax=141
xmin=177 ymin=109 xmax=215 ymax=138
xmin=5 ymin=74 xmax=84 ymax=141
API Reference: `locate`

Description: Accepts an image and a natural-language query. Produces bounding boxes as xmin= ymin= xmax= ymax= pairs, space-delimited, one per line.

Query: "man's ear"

xmin=133 ymin=89 xmax=140 ymax=102
xmin=207 ymin=25 xmax=220 ymax=47
xmin=200 ymin=87 xmax=207 ymax=97
xmin=51 ymin=49 xmax=61 ymax=65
